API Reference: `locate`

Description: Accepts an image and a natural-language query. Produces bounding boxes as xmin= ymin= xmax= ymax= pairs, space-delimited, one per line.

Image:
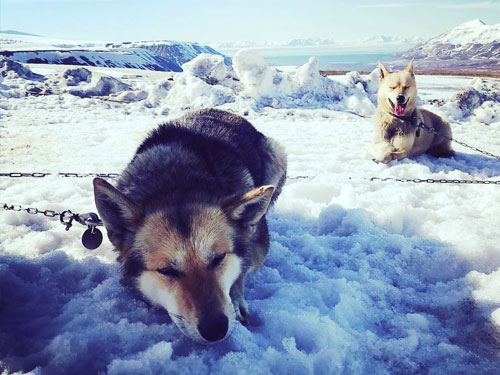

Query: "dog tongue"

xmin=395 ymin=104 xmax=405 ymax=116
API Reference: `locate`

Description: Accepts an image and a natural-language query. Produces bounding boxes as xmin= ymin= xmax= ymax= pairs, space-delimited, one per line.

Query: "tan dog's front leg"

xmin=373 ymin=141 xmax=396 ymax=163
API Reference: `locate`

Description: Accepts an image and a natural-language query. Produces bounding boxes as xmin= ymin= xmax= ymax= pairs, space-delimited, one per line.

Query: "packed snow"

xmin=1 ymin=52 xmax=500 ymax=375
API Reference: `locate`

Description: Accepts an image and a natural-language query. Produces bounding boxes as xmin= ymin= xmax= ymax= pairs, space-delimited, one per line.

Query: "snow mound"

xmin=2 ymin=207 xmax=499 ymax=374
xmin=0 ymin=57 xmax=45 ymax=81
xmin=344 ymin=69 xmax=379 ymax=96
xmin=146 ymin=54 xmax=241 ymax=113
xmin=157 ymin=74 xmax=236 ymax=114
xmin=63 ymin=67 xmax=92 ymax=86
xmin=113 ymin=90 xmax=149 ymax=103
xmin=146 ymin=51 xmax=376 ymax=116
xmin=232 ymin=51 xmax=346 ymax=106
xmin=440 ymin=78 xmax=500 ymax=123
xmin=182 ymin=53 xmax=229 ymax=85
xmin=69 ymin=76 xmax=131 ymax=98
xmin=145 ymin=79 xmax=173 ymax=108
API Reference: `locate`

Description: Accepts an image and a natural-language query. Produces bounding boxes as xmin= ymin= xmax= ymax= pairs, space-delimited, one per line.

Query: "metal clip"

xmin=60 ymin=210 xmax=74 ymax=231
xmin=74 ymin=212 xmax=103 ymax=227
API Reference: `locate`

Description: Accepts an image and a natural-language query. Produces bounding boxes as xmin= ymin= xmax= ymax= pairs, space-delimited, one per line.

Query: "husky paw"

xmin=233 ymin=297 xmax=250 ymax=324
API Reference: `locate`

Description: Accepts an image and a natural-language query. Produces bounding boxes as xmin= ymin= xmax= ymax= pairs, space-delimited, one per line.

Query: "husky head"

xmin=377 ymin=60 xmax=417 ymax=117
xmin=93 ymin=177 xmax=274 ymax=343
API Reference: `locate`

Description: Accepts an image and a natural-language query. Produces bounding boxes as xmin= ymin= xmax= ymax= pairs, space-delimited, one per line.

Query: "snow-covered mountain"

xmin=0 ymin=32 xmax=229 ymax=72
xmin=286 ymin=38 xmax=336 ymax=47
xmin=106 ymin=40 xmax=231 ymax=67
xmin=210 ymin=35 xmax=425 ymax=53
xmin=399 ymin=19 xmax=500 ymax=60
xmin=1 ymin=48 xmax=185 ymax=72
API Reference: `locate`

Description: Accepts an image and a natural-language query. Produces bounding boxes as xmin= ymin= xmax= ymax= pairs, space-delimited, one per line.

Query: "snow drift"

xmin=145 ymin=51 xmax=377 ymax=116
xmin=0 ymin=57 xmax=45 ymax=81
xmin=437 ymin=78 xmax=500 ymax=124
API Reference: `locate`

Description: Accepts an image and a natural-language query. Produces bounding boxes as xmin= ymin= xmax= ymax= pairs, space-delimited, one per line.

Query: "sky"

xmin=0 ymin=0 xmax=499 ymax=44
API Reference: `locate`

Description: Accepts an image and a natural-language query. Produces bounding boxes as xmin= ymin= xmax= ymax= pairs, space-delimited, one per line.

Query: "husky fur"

xmin=373 ymin=60 xmax=454 ymax=163
xmin=93 ymin=109 xmax=287 ymax=343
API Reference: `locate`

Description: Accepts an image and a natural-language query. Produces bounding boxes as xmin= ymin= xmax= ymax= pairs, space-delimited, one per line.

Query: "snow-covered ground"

xmin=1 ymin=54 xmax=500 ymax=375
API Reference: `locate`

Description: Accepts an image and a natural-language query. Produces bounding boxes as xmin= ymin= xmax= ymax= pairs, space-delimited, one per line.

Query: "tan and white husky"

xmin=373 ymin=60 xmax=454 ymax=163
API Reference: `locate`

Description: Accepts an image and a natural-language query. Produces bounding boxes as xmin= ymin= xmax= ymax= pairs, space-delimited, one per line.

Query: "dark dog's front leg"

xmin=230 ymin=274 xmax=249 ymax=323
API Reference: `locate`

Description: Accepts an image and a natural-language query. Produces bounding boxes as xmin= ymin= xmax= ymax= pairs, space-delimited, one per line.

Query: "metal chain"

xmin=0 ymin=172 xmax=119 ymax=178
xmin=370 ymin=177 xmax=500 ymax=185
xmin=1 ymin=203 xmax=61 ymax=217
xmin=1 ymin=202 xmax=103 ymax=230
xmin=0 ymin=172 xmax=497 ymax=185
xmin=417 ymin=123 xmax=500 ymax=160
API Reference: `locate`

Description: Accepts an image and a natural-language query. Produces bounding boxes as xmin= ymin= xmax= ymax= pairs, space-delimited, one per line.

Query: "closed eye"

xmin=157 ymin=267 xmax=183 ymax=278
xmin=210 ymin=253 xmax=226 ymax=269
xmin=403 ymin=86 xmax=409 ymax=90
xmin=390 ymin=86 xmax=397 ymax=90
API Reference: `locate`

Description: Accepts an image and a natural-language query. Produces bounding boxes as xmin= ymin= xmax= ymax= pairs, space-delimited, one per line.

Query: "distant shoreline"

xmin=320 ymin=70 xmax=500 ymax=78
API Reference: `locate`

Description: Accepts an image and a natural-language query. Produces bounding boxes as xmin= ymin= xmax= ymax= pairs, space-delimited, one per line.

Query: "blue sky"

xmin=0 ymin=0 xmax=499 ymax=43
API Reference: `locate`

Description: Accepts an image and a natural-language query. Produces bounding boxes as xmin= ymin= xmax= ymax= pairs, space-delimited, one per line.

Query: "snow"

xmin=211 ymin=36 xmax=426 ymax=56
xmin=431 ymin=19 xmax=500 ymax=46
xmin=1 ymin=55 xmax=500 ymax=374
xmin=63 ymin=67 xmax=92 ymax=86
xmin=398 ymin=19 xmax=500 ymax=63
xmin=0 ymin=32 xmax=229 ymax=72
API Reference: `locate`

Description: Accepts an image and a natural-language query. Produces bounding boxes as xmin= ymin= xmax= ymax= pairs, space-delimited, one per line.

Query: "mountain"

xmin=211 ymin=35 xmax=425 ymax=53
xmin=106 ymin=40 xmax=231 ymax=66
xmin=0 ymin=48 xmax=183 ymax=71
xmin=399 ymin=19 xmax=500 ymax=60
xmin=0 ymin=30 xmax=40 ymax=36
xmin=0 ymin=32 xmax=229 ymax=72
xmin=286 ymin=38 xmax=335 ymax=47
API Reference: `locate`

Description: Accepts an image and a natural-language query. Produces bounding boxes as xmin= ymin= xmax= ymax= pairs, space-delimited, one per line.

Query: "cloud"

xmin=3 ymin=0 xmax=123 ymax=3
xmin=438 ymin=1 xmax=500 ymax=9
xmin=358 ymin=3 xmax=421 ymax=8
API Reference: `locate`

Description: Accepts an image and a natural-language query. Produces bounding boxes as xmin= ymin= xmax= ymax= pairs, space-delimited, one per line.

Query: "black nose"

xmin=397 ymin=95 xmax=406 ymax=104
xmin=198 ymin=312 xmax=228 ymax=342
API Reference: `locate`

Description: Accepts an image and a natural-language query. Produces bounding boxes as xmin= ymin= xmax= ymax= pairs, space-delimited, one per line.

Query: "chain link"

xmin=1 ymin=203 xmax=103 ymax=229
xmin=2 ymin=203 xmax=63 ymax=218
xmin=370 ymin=177 xmax=500 ymax=185
xmin=1 ymin=171 xmax=497 ymax=185
xmin=417 ymin=123 xmax=500 ymax=160
xmin=0 ymin=172 xmax=119 ymax=178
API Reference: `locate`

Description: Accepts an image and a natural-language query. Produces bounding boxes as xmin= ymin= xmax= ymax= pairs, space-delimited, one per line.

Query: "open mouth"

xmin=389 ymin=98 xmax=409 ymax=116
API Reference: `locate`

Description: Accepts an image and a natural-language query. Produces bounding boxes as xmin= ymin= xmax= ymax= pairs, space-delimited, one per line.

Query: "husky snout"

xmin=198 ymin=311 xmax=229 ymax=342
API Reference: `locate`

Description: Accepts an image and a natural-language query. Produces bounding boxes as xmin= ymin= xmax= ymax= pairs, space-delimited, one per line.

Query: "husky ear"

xmin=378 ymin=61 xmax=389 ymax=80
xmin=93 ymin=178 xmax=143 ymax=244
xmin=223 ymin=185 xmax=275 ymax=229
xmin=405 ymin=58 xmax=415 ymax=76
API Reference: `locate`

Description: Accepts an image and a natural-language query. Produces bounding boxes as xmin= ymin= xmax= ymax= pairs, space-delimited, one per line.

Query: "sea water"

xmin=263 ymin=53 xmax=395 ymax=71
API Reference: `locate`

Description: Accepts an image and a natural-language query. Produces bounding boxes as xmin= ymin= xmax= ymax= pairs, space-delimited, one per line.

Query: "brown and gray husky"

xmin=373 ymin=60 xmax=454 ymax=163
xmin=93 ymin=109 xmax=287 ymax=343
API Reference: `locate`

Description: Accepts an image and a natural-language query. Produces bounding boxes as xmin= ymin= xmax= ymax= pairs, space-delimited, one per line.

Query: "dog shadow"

xmin=1 ymin=206 xmax=500 ymax=374
xmin=414 ymin=152 xmax=500 ymax=178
